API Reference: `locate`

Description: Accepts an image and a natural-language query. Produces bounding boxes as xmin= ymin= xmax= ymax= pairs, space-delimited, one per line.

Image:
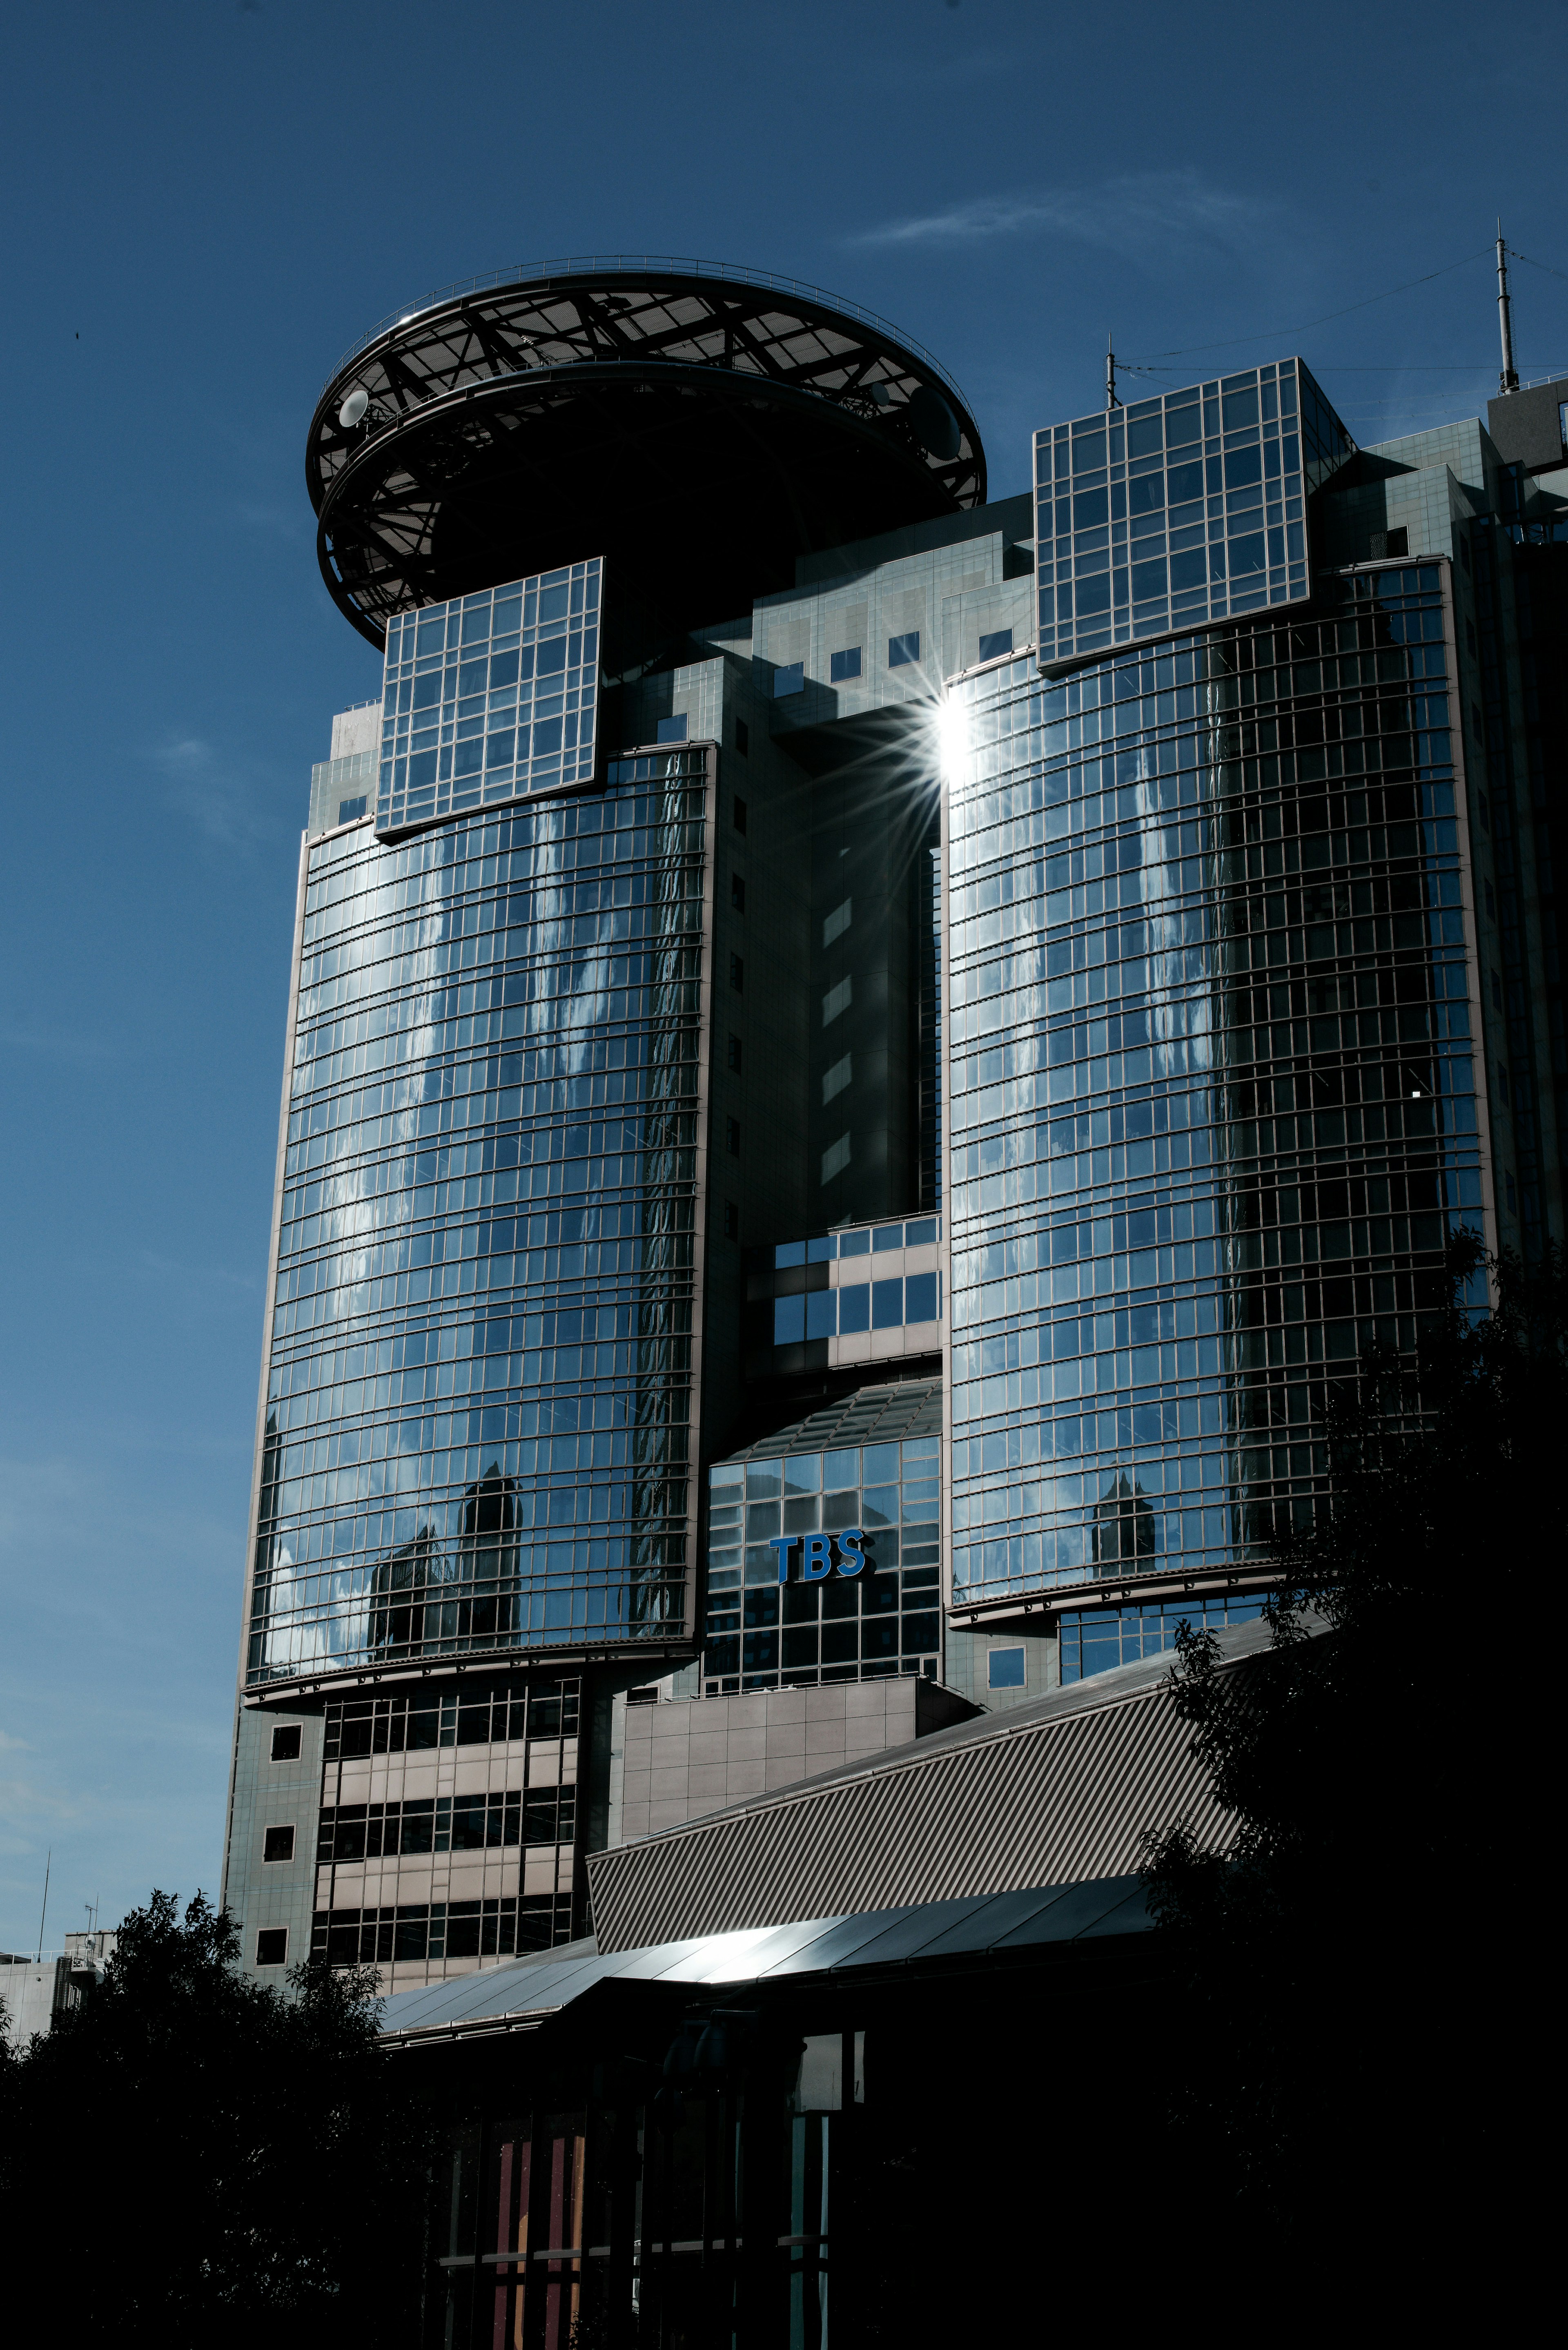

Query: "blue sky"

xmin=2 ymin=0 xmax=1564 ymax=1952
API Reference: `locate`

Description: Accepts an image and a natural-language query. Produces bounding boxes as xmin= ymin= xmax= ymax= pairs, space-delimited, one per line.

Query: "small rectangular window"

xmin=733 ymin=793 xmax=748 ymax=831
xmin=774 ymin=1295 xmax=806 ymax=1345
xmin=905 ymin=1270 xmax=938 ymax=1322
xmin=730 ymin=953 xmax=744 ymax=993
xmin=727 ymin=1033 xmax=743 ymax=1072
xmin=270 ymin=1724 xmax=302 ymax=1762
xmin=837 ymin=1283 xmax=869 ymax=1333
xmin=724 ymin=1200 xmax=739 ymax=1239
xmin=731 ymin=874 xmax=746 ymax=912
xmin=774 ymin=661 xmax=804 ymax=698
xmin=1386 ymin=526 xmax=1408 ymax=557
xmin=978 ymin=629 xmax=1013 ymax=663
xmin=871 ymin=1278 xmax=904 ymax=1329
xmin=336 ymin=796 xmax=367 ymax=825
xmin=255 ymin=1927 xmax=288 ymax=1967
xmin=888 ymin=631 xmax=920 ymax=668
xmin=726 ymin=1117 xmax=741 ymax=1155
xmin=829 ymin=646 xmax=862 ymax=682
xmin=263 ymin=1824 xmax=295 ymax=1864
xmin=987 ymin=1646 xmax=1026 ymax=1691
xmin=735 ymin=720 xmax=749 ymax=758
xmin=656 ymin=715 xmax=688 ymax=744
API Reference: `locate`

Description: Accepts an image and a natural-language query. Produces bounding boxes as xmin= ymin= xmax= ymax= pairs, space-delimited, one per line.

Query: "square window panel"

xmin=904 ymin=1271 xmax=938 ymax=1322
xmin=987 ymin=1647 xmax=1026 ymax=1690
xmin=837 ymin=1284 xmax=869 ymax=1334
xmin=805 ymin=1290 xmax=837 ymax=1341
xmin=829 ymin=647 xmax=862 ymax=682
xmin=871 ymin=1278 xmax=903 ymax=1329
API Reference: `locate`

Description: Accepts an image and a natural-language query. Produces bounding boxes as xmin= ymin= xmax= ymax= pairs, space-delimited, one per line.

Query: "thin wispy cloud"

xmin=234 ymin=499 xmax=307 ymax=542
xmin=134 ymin=1249 xmax=258 ymax=1297
xmin=849 ymin=172 xmax=1274 ymax=262
xmin=0 ymin=1021 xmax=112 ymax=1064
xmin=154 ymin=735 xmax=272 ymax=849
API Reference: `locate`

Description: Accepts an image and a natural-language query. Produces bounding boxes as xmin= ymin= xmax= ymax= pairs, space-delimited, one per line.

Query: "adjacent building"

xmin=221 ymin=261 xmax=1565 ymax=1989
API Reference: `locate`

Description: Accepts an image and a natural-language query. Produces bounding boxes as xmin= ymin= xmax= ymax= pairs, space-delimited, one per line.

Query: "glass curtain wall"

xmin=946 ymin=567 xmax=1482 ymax=1614
xmin=247 ymin=747 xmax=708 ymax=1686
xmin=704 ymin=1431 xmax=942 ymax=1692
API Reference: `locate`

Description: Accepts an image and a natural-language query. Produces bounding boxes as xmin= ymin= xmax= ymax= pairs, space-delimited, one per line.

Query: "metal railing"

xmin=325 ymin=253 xmax=971 ymax=413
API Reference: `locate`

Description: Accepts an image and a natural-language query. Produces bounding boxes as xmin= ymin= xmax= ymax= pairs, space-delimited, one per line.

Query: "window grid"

xmin=1034 ymin=362 xmax=1351 ymax=667
xmin=947 ymin=566 xmax=1479 ymax=1608
xmin=376 ymin=561 xmax=600 ymax=834
xmin=310 ymin=1893 xmax=572 ymax=1967
xmin=702 ymin=1435 xmax=941 ymax=1694
xmin=246 ymin=760 xmax=705 ymax=1686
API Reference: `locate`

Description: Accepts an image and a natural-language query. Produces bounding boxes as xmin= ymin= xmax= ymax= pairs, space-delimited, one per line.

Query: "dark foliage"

xmin=1143 ymin=1236 xmax=1561 ymax=2270
xmin=5 ymin=1891 xmax=434 ymax=2346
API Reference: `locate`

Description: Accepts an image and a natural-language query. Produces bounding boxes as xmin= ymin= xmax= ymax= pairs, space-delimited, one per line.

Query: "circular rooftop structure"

xmin=308 ymin=257 xmax=987 ymax=649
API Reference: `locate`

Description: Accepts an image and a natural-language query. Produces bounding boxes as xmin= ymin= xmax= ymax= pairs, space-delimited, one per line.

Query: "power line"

xmin=1123 ymin=248 xmax=1492 ymax=364
xmin=1510 ymin=245 xmax=1568 ymax=287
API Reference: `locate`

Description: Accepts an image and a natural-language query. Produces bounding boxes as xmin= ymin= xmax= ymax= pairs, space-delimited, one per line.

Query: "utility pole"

xmin=1105 ymin=332 xmax=1120 ymax=413
xmin=1496 ymin=223 xmax=1519 ymax=395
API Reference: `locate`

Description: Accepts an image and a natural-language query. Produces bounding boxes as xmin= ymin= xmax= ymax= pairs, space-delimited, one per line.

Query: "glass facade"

xmin=748 ymin=1216 xmax=943 ymax=1350
xmin=703 ymin=1384 xmax=942 ymax=1693
xmin=376 ymin=561 xmax=601 ymax=835
xmin=246 ymin=746 xmax=707 ymax=1686
xmin=947 ymin=564 xmax=1481 ymax=1612
xmin=1036 ymin=362 xmax=1351 ymax=667
xmin=1057 ymin=1593 xmax=1265 ymax=1684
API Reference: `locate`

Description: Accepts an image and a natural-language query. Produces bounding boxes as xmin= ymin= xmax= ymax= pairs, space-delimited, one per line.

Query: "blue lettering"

xmin=769 ymin=1536 xmax=798 ymax=1583
xmin=803 ymin=1534 xmax=833 ymax=1581
xmin=835 ymin=1528 xmax=866 ymax=1576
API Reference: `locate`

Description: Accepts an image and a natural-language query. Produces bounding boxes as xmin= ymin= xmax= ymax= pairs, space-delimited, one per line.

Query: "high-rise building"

xmin=221 ymin=262 xmax=1566 ymax=1987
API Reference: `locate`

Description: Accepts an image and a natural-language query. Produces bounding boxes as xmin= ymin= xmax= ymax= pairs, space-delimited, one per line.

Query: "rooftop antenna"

xmin=1496 ymin=222 xmax=1519 ymax=395
xmin=36 ymin=1849 xmax=50 ymax=1962
xmin=1105 ymin=332 xmax=1121 ymax=412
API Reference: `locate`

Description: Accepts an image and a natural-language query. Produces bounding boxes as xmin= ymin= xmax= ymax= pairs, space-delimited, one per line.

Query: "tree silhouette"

xmin=1143 ymin=1235 xmax=1561 ymax=2289
xmin=6 ymin=1890 xmax=432 ymax=2346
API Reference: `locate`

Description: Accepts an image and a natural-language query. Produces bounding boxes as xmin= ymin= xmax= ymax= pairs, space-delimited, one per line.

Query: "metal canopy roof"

xmin=584 ymin=1618 xmax=1312 ymax=1952
xmin=307 ymin=263 xmax=987 ymax=649
xmin=376 ymin=1874 xmax=1152 ymax=2049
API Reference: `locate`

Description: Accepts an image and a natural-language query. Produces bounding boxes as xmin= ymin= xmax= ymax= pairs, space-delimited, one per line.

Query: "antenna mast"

xmin=1496 ymin=223 xmax=1519 ymax=395
xmin=1105 ymin=332 xmax=1120 ymax=412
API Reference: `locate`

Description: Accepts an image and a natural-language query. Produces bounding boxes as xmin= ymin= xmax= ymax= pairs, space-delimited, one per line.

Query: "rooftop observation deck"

xmin=307 ymin=257 xmax=987 ymax=649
